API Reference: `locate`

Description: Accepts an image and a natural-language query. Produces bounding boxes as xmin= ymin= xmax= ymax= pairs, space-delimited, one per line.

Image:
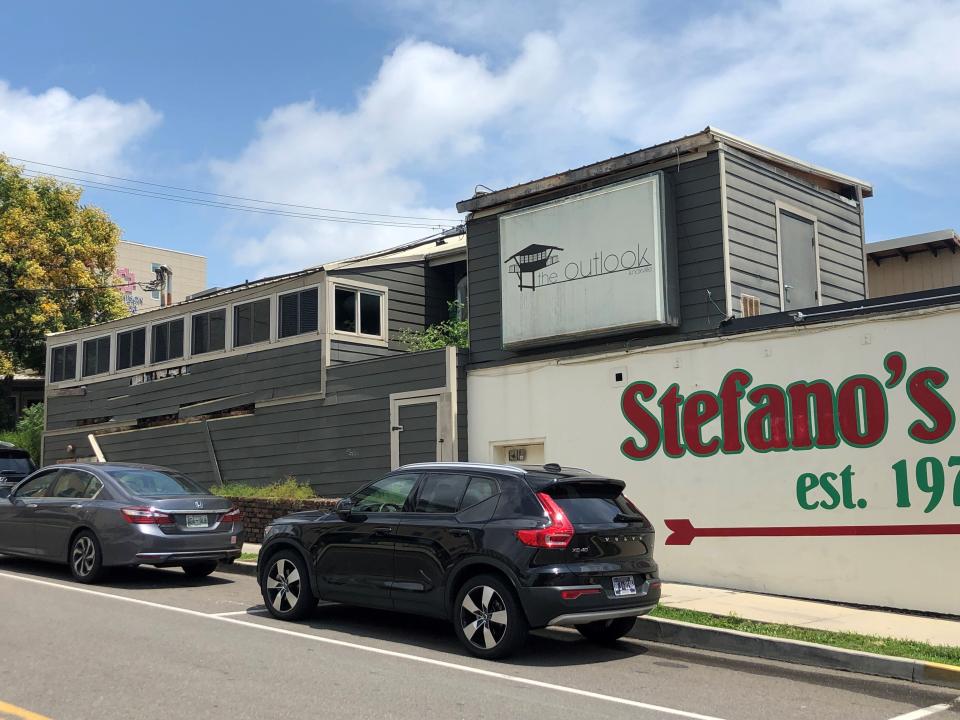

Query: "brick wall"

xmin=228 ymin=496 xmax=339 ymax=544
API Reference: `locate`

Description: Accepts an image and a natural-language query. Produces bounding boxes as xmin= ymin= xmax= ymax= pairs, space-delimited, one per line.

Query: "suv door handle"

xmin=26 ymin=503 xmax=37 ymax=509
xmin=449 ymin=528 xmax=470 ymax=537
xmin=70 ymin=504 xmax=83 ymax=509
xmin=372 ymin=527 xmax=394 ymax=535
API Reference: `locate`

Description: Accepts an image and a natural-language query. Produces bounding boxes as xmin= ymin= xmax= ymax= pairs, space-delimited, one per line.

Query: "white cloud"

xmin=0 ymin=81 xmax=161 ymax=173
xmin=214 ymin=0 xmax=960 ymax=277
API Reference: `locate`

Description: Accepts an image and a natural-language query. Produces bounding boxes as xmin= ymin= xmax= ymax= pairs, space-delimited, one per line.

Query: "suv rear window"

xmin=546 ymin=483 xmax=641 ymax=524
xmin=0 ymin=452 xmax=34 ymax=474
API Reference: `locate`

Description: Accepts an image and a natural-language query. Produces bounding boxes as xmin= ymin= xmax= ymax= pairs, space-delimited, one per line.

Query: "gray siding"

xmin=456 ymin=348 xmax=468 ymax=461
xmin=723 ymin=147 xmax=866 ymax=314
xmin=45 ymin=341 xmax=325 ymax=432
xmin=45 ymin=349 xmax=453 ymax=498
xmin=330 ymin=261 xmax=455 ymax=351
xmin=328 ymin=340 xmax=397 ymax=365
xmin=467 ymin=153 xmax=726 ymax=367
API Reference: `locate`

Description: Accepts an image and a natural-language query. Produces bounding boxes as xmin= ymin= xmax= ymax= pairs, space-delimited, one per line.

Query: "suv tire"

xmin=453 ymin=574 xmax=528 ymax=659
xmin=261 ymin=549 xmax=316 ymax=621
xmin=575 ymin=616 xmax=637 ymax=644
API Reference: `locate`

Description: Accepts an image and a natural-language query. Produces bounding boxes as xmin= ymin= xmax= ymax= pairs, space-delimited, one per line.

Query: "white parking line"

xmin=887 ymin=698 xmax=960 ymax=720
xmin=0 ymin=570 xmax=724 ymax=720
xmin=211 ymin=609 xmax=269 ymax=617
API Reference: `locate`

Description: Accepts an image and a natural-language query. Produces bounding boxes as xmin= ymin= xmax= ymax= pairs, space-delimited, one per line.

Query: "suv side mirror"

xmin=335 ymin=497 xmax=355 ymax=518
xmin=0 ymin=487 xmax=10 ymax=500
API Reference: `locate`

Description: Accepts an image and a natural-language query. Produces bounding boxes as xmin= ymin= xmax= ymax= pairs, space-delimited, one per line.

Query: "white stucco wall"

xmin=468 ymin=304 xmax=960 ymax=614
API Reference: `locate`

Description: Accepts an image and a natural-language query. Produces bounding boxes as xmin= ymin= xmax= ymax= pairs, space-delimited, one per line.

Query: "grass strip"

xmin=649 ymin=605 xmax=960 ymax=667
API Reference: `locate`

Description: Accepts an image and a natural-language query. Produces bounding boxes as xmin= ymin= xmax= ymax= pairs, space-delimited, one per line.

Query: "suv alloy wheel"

xmin=453 ymin=574 xmax=528 ymax=659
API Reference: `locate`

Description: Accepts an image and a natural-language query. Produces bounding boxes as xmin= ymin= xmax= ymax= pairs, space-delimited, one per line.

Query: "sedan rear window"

xmin=546 ymin=484 xmax=643 ymax=525
xmin=107 ymin=469 xmax=207 ymax=497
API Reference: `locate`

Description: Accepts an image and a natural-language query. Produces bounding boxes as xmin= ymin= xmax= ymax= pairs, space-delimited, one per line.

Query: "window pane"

xmin=152 ymin=322 xmax=169 ymax=362
xmin=50 ymin=347 xmax=64 ymax=382
xmin=252 ymin=299 xmax=270 ymax=343
xmin=234 ymin=303 xmax=252 ymax=346
xmin=117 ymin=331 xmax=132 ymax=370
xmin=352 ymin=474 xmax=419 ymax=513
xmin=107 ymin=468 xmax=207 ymax=496
xmin=64 ymin=345 xmax=76 ymax=380
xmin=168 ymin=319 xmax=184 ymax=360
xmin=460 ymin=476 xmax=499 ymax=510
xmin=96 ymin=337 xmax=110 ymax=374
xmin=359 ymin=292 xmax=381 ymax=336
xmin=17 ymin=471 xmax=58 ymax=498
xmin=82 ymin=339 xmax=98 ymax=376
xmin=279 ymin=293 xmax=299 ymax=338
xmin=415 ymin=473 xmax=469 ymax=513
xmin=208 ymin=310 xmax=226 ymax=351
xmin=51 ymin=470 xmax=99 ymax=499
xmin=299 ymin=289 xmax=318 ymax=334
xmin=334 ymin=288 xmax=356 ymax=333
xmin=131 ymin=328 xmax=146 ymax=367
xmin=192 ymin=313 xmax=209 ymax=355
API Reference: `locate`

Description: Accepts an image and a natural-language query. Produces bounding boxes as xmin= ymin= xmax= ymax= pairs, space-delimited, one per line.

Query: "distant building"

xmin=115 ymin=241 xmax=207 ymax=314
xmin=866 ymin=229 xmax=960 ymax=297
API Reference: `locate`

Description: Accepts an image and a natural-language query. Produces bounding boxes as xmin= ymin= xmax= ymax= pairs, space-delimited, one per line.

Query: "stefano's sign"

xmin=618 ymin=350 xmax=960 ymax=545
xmin=498 ymin=173 xmax=677 ymax=348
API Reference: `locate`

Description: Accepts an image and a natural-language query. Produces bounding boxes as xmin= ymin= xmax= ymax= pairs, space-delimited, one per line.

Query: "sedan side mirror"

xmin=335 ymin=498 xmax=355 ymax=518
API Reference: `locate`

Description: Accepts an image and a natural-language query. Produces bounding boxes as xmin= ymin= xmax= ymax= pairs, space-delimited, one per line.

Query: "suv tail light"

xmin=121 ymin=507 xmax=175 ymax=525
xmin=221 ymin=507 xmax=242 ymax=523
xmin=516 ymin=492 xmax=574 ymax=549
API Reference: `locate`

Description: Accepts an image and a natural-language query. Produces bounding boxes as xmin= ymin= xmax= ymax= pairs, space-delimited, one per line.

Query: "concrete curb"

xmin=632 ymin=617 xmax=960 ymax=690
xmin=219 ymin=560 xmax=257 ymax=577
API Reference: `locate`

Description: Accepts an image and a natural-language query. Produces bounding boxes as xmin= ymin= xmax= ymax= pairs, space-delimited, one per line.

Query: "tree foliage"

xmin=396 ymin=301 xmax=469 ymax=351
xmin=0 ymin=402 xmax=44 ymax=463
xmin=0 ymin=155 xmax=128 ymax=378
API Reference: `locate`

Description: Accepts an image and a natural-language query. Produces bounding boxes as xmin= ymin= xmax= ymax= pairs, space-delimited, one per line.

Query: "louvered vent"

xmin=741 ymin=294 xmax=761 ymax=318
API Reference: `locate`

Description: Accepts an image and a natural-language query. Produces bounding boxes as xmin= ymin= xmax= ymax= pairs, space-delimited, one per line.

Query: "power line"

xmin=0 ymin=281 xmax=157 ymax=294
xmin=6 ymin=155 xmax=461 ymax=224
xmin=17 ymin=168 xmax=450 ymax=230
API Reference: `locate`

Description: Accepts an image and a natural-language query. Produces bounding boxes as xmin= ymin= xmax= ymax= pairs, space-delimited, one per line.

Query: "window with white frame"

xmin=278 ymin=288 xmax=319 ymax=338
xmin=151 ymin=318 xmax=185 ymax=363
xmin=192 ymin=309 xmax=226 ymax=355
xmin=233 ymin=298 xmax=270 ymax=347
xmin=334 ymin=286 xmax=383 ymax=338
xmin=116 ymin=327 xmax=146 ymax=370
xmin=82 ymin=336 xmax=111 ymax=377
xmin=49 ymin=344 xmax=77 ymax=382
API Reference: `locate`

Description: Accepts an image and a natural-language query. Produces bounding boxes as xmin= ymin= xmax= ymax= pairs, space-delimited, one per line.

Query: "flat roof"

xmin=866 ymin=229 xmax=959 ymax=257
xmin=456 ymin=126 xmax=873 ymax=213
xmin=119 ymin=240 xmax=206 ymax=259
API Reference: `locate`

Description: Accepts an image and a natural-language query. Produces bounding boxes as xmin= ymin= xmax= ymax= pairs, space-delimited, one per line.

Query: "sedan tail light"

xmin=515 ymin=492 xmax=574 ymax=549
xmin=121 ymin=507 xmax=175 ymax=525
xmin=220 ymin=507 xmax=242 ymax=523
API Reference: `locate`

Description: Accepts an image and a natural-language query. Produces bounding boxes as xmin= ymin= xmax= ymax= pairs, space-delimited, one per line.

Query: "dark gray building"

xmin=456 ymin=126 xmax=873 ymax=369
xmin=42 ymin=233 xmax=468 ymax=496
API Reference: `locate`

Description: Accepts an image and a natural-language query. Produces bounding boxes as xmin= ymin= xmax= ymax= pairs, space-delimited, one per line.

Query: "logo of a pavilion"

xmin=504 ymin=244 xmax=564 ymax=291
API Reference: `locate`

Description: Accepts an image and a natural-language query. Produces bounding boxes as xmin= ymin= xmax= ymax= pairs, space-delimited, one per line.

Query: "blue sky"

xmin=1 ymin=0 xmax=958 ymax=288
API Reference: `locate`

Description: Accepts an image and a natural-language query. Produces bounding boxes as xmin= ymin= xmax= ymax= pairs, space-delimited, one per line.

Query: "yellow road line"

xmin=0 ymin=699 xmax=52 ymax=720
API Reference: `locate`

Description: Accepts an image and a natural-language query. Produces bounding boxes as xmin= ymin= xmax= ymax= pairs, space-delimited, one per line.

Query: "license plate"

xmin=612 ymin=575 xmax=637 ymax=597
xmin=185 ymin=514 xmax=209 ymax=528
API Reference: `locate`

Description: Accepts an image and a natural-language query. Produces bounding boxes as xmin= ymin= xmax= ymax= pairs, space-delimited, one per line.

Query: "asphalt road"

xmin=0 ymin=558 xmax=957 ymax=720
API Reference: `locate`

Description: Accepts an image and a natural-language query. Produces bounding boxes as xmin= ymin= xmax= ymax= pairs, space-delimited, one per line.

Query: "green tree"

xmin=0 ymin=156 xmax=127 ymax=427
xmin=396 ymin=301 xmax=469 ymax=351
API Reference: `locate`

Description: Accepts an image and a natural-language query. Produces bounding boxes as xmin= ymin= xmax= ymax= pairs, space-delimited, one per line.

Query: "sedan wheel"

xmin=453 ymin=574 xmax=528 ymax=659
xmin=261 ymin=550 xmax=315 ymax=621
xmin=70 ymin=531 xmax=104 ymax=583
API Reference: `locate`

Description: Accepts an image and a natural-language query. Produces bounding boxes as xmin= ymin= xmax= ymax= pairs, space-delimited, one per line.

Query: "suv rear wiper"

xmin=614 ymin=513 xmax=648 ymax=523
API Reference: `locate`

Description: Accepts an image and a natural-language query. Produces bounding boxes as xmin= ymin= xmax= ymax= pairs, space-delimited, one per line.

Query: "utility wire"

xmin=0 ymin=281 xmax=158 ymax=294
xmin=7 ymin=155 xmax=461 ymax=224
xmin=18 ymin=168 xmax=450 ymax=230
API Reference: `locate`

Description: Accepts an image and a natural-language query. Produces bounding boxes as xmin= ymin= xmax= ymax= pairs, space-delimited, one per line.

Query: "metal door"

xmin=390 ymin=391 xmax=452 ymax=469
xmin=779 ymin=209 xmax=820 ymax=310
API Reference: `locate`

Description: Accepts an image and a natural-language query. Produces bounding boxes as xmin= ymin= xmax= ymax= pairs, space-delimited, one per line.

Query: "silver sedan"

xmin=0 ymin=462 xmax=242 ymax=582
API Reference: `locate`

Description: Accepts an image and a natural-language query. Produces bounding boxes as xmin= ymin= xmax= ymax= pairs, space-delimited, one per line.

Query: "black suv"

xmin=257 ymin=462 xmax=660 ymax=658
xmin=0 ymin=446 xmax=36 ymax=497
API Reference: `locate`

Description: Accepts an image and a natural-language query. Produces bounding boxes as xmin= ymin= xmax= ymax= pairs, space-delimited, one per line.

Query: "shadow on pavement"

xmin=0 ymin=555 xmax=235 ymax=589
xmin=267 ymin=601 xmax=650 ymax=668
